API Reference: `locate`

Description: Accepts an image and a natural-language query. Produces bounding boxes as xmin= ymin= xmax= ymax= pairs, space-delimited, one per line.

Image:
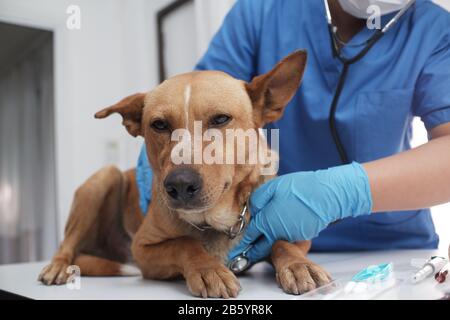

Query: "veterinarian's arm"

xmin=364 ymin=122 xmax=450 ymax=212
xmin=229 ymin=125 xmax=450 ymax=263
xmin=368 ymin=29 xmax=450 ymax=211
xmin=229 ymin=162 xmax=373 ymax=262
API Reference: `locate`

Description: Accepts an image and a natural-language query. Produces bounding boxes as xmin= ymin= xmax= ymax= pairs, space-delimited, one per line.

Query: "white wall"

xmin=194 ymin=0 xmax=235 ymax=58
xmin=0 ymin=0 xmax=172 ymax=239
xmin=161 ymin=0 xmax=236 ymax=78
xmin=163 ymin=2 xmax=198 ymax=78
xmin=435 ymin=0 xmax=450 ymax=8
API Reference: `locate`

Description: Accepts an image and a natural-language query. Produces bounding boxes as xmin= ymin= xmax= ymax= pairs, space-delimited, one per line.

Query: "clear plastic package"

xmin=298 ymin=263 xmax=399 ymax=300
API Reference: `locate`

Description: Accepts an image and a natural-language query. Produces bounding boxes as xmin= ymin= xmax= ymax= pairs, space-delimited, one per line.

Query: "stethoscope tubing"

xmin=325 ymin=0 xmax=415 ymax=164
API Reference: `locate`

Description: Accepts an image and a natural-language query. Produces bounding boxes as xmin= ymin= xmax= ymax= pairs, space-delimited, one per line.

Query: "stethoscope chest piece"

xmin=228 ymin=244 xmax=253 ymax=274
xmin=228 ymin=255 xmax=250 ymax=274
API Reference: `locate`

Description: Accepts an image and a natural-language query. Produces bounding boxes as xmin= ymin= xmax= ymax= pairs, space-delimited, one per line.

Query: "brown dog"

xmin=38 ymin=51 xmax=331 ymax=298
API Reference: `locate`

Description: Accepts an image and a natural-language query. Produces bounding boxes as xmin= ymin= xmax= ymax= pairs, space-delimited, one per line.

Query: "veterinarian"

xmin=137 ymin=0 xmax=450 ymax=265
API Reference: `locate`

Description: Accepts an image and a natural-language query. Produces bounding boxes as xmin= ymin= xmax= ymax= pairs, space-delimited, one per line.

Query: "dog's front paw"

xmin=275 ymin=260 xmax=332 ymax=295
xmin=38 ymin=259 xmax=71 ymax=286
xmin=185 ymin=263 xmax=241 ymax=299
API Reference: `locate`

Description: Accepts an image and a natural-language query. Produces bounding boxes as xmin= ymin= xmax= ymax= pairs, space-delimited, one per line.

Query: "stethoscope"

xmin=228 ymin=0 xmax=416 ymax=275
xmin=324 ymin=0 xmax=416 ymax=164
xmin=228 ymin=244 xmax=253 ymax=274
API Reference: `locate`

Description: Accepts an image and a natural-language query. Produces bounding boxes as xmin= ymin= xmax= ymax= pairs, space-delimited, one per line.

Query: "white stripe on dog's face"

xmin=184 ymin=84 xmax=192 ymax=130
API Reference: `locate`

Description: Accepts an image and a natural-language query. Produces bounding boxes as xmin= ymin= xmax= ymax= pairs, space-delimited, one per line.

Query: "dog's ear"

xmin=246 ymin=50 xmax=307 ymax=126
xmin=95 ymin=93 xmax=146 ymax=137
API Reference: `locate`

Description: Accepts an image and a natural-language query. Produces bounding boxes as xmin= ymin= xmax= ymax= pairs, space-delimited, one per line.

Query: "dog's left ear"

xmin=246 ymin=50 xmax=307 ymax=126
xmin=95 ymin=93 xmax=146 ymax=137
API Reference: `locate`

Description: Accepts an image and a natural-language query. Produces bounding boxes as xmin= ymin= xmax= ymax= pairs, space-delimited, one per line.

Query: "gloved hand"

xmin=228 ymin=162 xmax=373 ymax=264
xmin=136 ymin=144 xmax=153 ymax=214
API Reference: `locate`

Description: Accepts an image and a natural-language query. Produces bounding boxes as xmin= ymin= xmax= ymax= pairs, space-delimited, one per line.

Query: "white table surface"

xmin=1 ymin=249 xmax=449 ymax=300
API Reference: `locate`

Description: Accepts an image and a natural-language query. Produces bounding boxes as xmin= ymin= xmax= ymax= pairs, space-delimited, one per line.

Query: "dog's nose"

xmin=164 ymin=168 xmax=202 ymax=203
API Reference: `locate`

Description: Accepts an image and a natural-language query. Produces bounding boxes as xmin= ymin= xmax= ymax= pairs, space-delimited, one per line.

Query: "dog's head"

xmin=96 ymin=51 xmax=307 ymax=232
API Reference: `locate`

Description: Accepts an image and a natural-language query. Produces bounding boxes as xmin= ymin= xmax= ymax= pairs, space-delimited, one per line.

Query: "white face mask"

xmin=337 ymin=0 xmax=411 ymax=19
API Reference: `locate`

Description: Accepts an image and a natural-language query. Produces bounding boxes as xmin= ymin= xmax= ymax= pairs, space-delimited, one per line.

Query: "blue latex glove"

xmin=228 ymin=162 xmax=373 ymax=264
xmin=136 ymin=144 xmax=153 ymax=214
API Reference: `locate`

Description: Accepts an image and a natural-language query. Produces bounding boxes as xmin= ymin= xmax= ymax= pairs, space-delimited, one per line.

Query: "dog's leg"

xmin=271 ymin=240 xmax=332 ymax=295
xmin=38 ymin=165 xmax=127 ymax=285
xmin=132 ymin=236 xmax=240 ymax=298
xmin=71 ymin=254 xmax=140 ymax=276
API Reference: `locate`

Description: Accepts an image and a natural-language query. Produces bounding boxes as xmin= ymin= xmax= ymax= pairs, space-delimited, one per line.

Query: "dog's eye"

xmin=209 ymin=114 xmax=232 ymax=127
xmin=151 ymin=119 xmax=170 ymax=132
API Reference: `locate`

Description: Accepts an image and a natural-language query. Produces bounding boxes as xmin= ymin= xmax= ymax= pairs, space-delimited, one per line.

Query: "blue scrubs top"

xmin=138 ymin=0 xmax=450 ymax=251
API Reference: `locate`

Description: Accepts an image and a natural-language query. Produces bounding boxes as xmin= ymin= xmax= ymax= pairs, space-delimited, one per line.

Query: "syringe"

xmin=411 ymin=256 xmax=448 ymax=284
